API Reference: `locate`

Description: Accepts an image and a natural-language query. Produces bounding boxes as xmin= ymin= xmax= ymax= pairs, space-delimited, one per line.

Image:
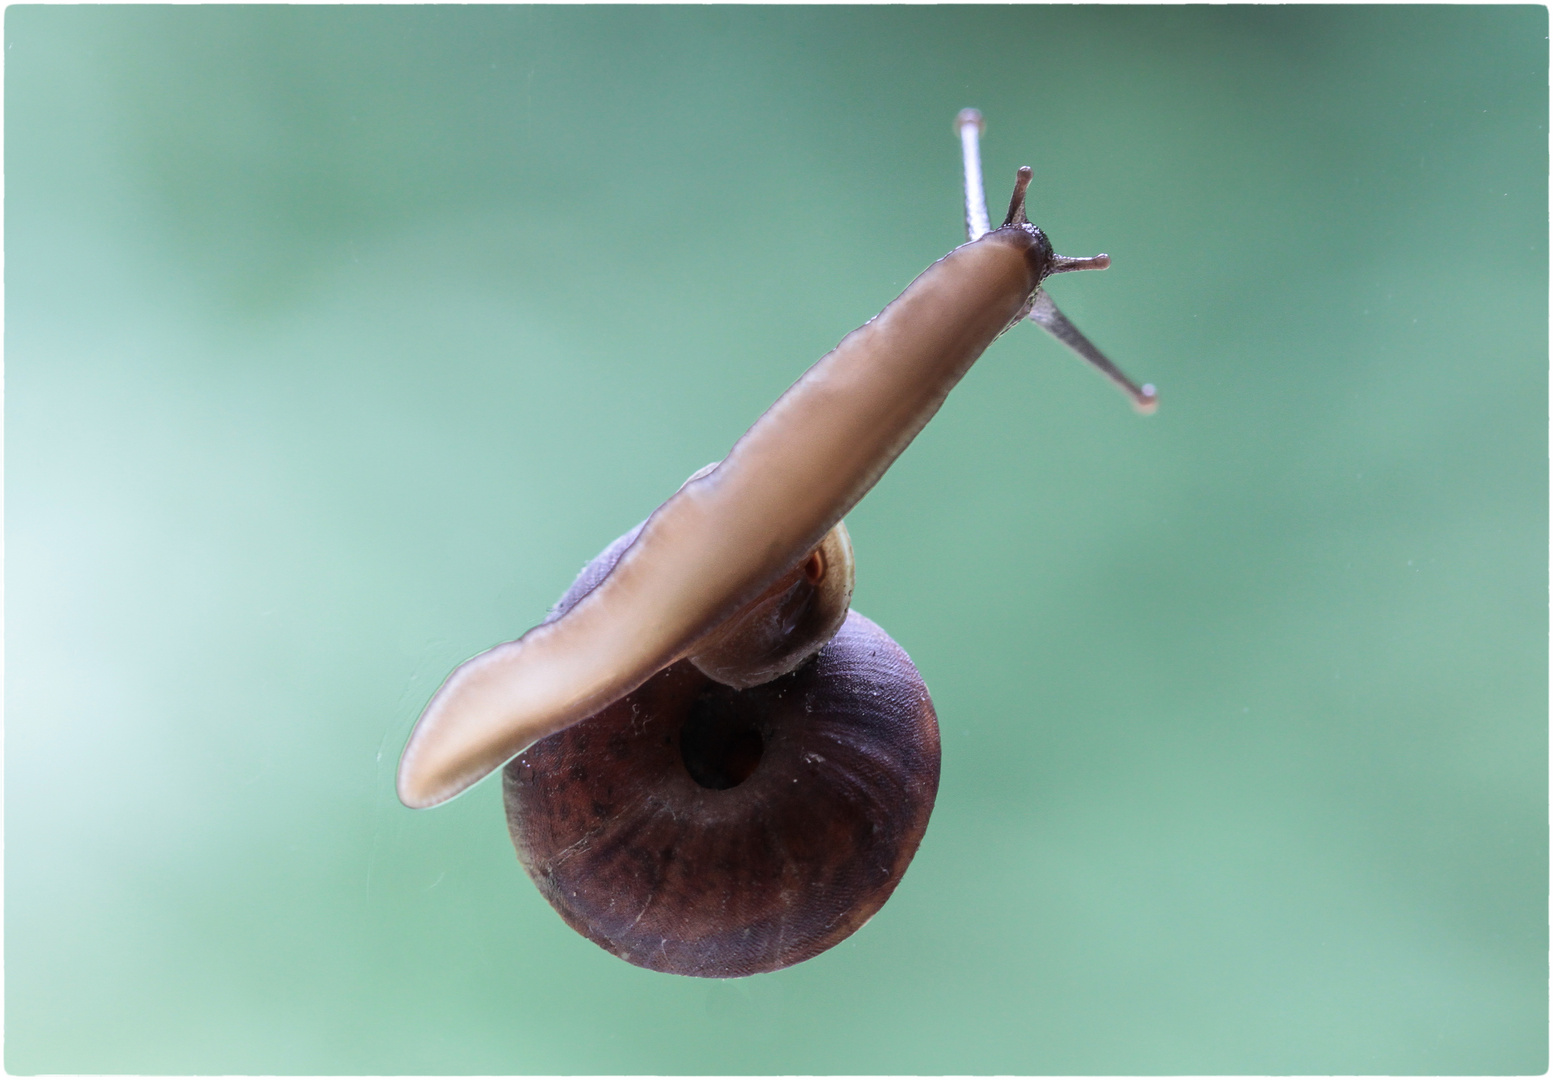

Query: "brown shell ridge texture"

xmin=397 ymin=109 xmax=1153 ymax=977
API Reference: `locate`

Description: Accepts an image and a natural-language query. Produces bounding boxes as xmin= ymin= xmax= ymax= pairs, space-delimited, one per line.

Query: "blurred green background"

xmin=6 ymin=4 xmax=1546 ymax=1074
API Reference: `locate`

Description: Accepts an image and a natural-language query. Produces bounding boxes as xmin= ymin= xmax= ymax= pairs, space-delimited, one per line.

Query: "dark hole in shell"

xmin=679 ymin=686 xmax=764 ymax=790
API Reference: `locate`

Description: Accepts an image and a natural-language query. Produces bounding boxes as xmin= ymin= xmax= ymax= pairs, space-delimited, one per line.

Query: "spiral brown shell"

xmin=501 ymin=529 xmax=940 ymax=978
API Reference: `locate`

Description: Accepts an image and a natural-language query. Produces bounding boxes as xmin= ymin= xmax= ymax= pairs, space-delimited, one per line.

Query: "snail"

xmin=397 ymin=109 xmax=1155 ymax=977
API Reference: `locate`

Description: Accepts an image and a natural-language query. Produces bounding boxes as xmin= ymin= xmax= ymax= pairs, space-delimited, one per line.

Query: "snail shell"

xmin=502 ymin=520 xmax=940 ymax=978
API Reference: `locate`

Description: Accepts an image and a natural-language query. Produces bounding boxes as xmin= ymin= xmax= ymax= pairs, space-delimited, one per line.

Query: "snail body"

xmin=398 ymin=111 xmax=1155 ymax=976
xmin=399 ymin=225 xmax=1052 ymax=810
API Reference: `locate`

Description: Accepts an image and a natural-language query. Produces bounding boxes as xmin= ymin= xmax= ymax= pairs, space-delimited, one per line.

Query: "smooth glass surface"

xmin=7 ymin=5 xmax=1546 ymax=1073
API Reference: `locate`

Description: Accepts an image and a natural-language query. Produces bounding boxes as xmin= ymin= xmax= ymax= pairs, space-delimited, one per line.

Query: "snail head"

xmin=993 ymin=164 xmax=1156 ymax=414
